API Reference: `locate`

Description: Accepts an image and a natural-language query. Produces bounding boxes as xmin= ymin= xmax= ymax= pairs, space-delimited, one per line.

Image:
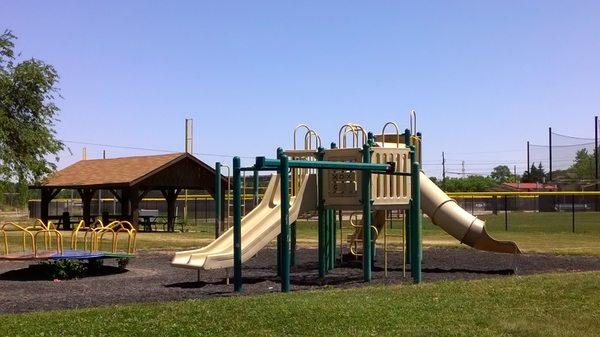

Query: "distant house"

xmin=500 ymin=182 xmax=558 ymax=192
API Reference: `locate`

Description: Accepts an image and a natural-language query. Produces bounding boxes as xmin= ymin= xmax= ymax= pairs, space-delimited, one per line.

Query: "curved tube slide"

xmin=420 ymin=172 xmax=520 ymax=254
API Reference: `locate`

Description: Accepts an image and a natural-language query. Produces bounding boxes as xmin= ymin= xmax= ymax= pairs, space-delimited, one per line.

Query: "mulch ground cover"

xmin=1 ymin=247 xmax=599 ymax=314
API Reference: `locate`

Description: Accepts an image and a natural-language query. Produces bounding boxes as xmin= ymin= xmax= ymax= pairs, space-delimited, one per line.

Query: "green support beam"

xmin=255 ymin=157 xmax=399 ymax=174
xmin=404 ymin=129 xmax=412 ymax=263
xmin=290 ymin=221 xmax=296 ymax=267
xmin=362 ymin=140 xmax=372 ymax=282
xmin=317 ymin=147 xmax=326 ymax=278
xmin=409 ymin=149 xmax=422 ymax=283
xmin=233 ymin=157 xmax=242 ymax=292
xmin=280 ymin=154 xmax=291 ymax=292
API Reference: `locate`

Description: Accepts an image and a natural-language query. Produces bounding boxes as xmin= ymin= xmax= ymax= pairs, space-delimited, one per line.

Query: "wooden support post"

xmin=78 ymin=188 xmax=95 ymax=227
xmin=121 ymin=188 xmax=131 ymax=221
xmin=162 ymin=189 xmax=181 ymax=232
xmin=40 ymin=188 xmax=51 ymax=224
xmin=130 ymin=187 xmax=140 ymax=230
xmin=40 ymin=188 xmax=61 ymax=225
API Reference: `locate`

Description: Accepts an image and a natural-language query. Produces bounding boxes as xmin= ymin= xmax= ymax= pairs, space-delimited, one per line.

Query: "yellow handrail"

xmin=1 ymin=222 xmax=35 ymax=255
xmin=33 ymin=229 xmax=63 ymax=257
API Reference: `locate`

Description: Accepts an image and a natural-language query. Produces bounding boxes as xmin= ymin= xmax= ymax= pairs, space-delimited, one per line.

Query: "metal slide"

xmin=420 ymin=172 xmax=520 ymax=254
xmin=172 ymin=174 xmax=317 ymax=270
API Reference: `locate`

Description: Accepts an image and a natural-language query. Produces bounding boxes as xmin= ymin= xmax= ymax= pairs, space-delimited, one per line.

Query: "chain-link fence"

xmin=448 ymin=192 xmax=600 ymax=233
xmin=28 ymin=195 xmax=258 ymax=234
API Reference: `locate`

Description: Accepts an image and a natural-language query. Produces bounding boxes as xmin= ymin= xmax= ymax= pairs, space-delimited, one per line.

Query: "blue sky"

xmin=1 ymin=1 xmax=598 ymax=178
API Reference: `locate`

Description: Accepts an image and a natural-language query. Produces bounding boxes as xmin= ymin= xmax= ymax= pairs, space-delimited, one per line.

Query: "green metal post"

xmin=362 ymin=140 xmax=372 ymax=282
xmin=410 ymin=152 xmax=422 ymax=283
xmin=317 ymin=146 xmax=326 ymax=278
xmin=252 ymin=169 xmax=259 ymax=208
xmin=214 ymin=162 xmax=222 ymax=239
xmin=276 ymin=148 xmax=283 ymax=276
xmin=280 ymin=154 xmax=291 ymax=292
xmin=329 ymin=142 xmax=337 ymax=270
xmin=404 ymin=129 xmax=412 ymax=263
xmin=331 ymin=208 xmax=337 ymax=268
xmin=327 ymin=209 xmax=335 ymax=270
xmin=291 ymin=221 xmax=296 ymax=267
xmin=416 ymin=132 xmax=422 ymax=165
xmin=233 ymin=157 xmax=242 ymax=291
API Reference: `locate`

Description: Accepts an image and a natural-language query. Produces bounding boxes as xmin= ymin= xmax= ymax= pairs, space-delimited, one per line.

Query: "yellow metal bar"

xmin=447 ymin=191 xmax=600 ymax=197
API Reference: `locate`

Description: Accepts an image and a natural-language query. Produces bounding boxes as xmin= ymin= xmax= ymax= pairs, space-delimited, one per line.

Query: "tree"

xmin=522 ymin=162 xmax=546 ymax=183
xmin=490 ymin=165 xmax=512 ymax=183
xmin=0 ymin=30 xmax=63 ymax=184
xmin=568 ymin=148 xmax=596 ymax=180
xmin=441 ymin=175 xmax=498 ymax=192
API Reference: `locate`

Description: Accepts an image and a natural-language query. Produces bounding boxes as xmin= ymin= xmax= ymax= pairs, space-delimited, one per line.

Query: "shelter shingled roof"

xmin=37 ymin=153 xmax=224 ymax=189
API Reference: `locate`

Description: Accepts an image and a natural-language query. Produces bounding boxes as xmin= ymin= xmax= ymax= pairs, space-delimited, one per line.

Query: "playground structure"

xmin=0 ymin=219 xmax=136 ymax=261
xmin=173 ymin=114 xmax=520 ymax=292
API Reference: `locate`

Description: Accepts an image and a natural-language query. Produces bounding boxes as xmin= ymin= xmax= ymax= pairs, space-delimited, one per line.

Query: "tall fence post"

xmin=572 ymin=194 xmax=575 ymax=233
xmin=214 ymin=162 xmax=222 ymax=238
xmin=252 ymin=169 xmax=259 ymax=208
xmin=504 ymin=195 xmax=508 ymax=231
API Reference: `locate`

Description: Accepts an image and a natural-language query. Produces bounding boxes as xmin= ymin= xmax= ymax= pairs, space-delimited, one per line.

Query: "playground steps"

xmin=347 ymin=211 xmax=386 ymax=257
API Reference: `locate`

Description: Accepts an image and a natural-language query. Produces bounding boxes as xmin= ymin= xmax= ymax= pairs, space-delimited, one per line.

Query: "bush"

xmin=39 ymin=260 xmax=87 ymax=280
xmin=117 ymin=258 xmax=130 ymax=270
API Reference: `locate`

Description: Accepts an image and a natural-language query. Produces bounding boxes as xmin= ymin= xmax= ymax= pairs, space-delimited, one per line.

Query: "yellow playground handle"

xmin=1 ymin=222 xmax=36 ymax=255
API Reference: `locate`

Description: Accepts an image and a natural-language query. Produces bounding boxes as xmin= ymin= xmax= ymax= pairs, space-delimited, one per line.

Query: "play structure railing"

xmin=1 ymin=219 xmax=136 ymax=258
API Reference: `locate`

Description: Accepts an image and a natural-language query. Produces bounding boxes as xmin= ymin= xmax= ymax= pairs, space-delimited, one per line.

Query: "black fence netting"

xmin=529 ymin=126 xmax=598 ymax=182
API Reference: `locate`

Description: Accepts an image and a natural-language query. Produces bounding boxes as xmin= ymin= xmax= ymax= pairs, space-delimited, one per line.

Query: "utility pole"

xmin=184 ymin=118 xmax=194 ymax=225
xmin=595 ymin=116 xmax=598 ymax=211
xmin=548 ymin=127 xmax=552 ymax=181
xmin=595 ymin=116 xmax=598 ymax=189
xmin=461 ymin=160 xmax=465 ymax=177
xmin=442 ymin=152 xmax=446 ymax=181
xmin=185 ymin=118 xmax=194 ymax=154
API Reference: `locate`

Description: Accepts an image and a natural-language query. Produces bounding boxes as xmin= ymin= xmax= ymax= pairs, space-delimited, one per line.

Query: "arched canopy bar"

xmin=410 ymin=110 xmax=417 ymax=136
xmin=381 ymin=121 xmax=401 ymax=148
xmin=338 ymin=123 xmax=367 ymax=148
xmin=293 ymin=124 xmax=312 ymax=150
xmin=304 ymin=129 xmax=322 ymax=150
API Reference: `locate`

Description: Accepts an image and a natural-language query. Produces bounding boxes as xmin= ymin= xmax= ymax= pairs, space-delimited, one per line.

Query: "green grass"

xmin=3 ymin=212 xmax=599 ymax=254
xmin=291 ymin=211 xmax=600 ymax=255
xmin=1 ymin=271 xmax=598 ymax=336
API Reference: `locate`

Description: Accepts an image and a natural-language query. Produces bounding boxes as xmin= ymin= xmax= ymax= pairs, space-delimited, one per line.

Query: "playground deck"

xmin=1 ymin=247 xmax=599 ymax=314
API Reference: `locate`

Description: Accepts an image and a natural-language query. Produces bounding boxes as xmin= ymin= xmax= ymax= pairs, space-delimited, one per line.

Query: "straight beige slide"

xmin=171 ymin=173 xmax=317 ymax=270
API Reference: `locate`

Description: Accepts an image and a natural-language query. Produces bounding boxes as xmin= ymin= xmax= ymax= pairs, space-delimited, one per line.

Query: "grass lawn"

xmin=0 ymin=271 xmax=598 ymax=336
xmin=4 ymin=211 xmax=598 ymax=254
xmin=291 ymin=211 xmax=600 ymax=255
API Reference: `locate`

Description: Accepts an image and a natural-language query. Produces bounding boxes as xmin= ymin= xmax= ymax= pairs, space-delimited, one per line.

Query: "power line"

xmin=62 ymin=140 xmax=256 ymax=159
